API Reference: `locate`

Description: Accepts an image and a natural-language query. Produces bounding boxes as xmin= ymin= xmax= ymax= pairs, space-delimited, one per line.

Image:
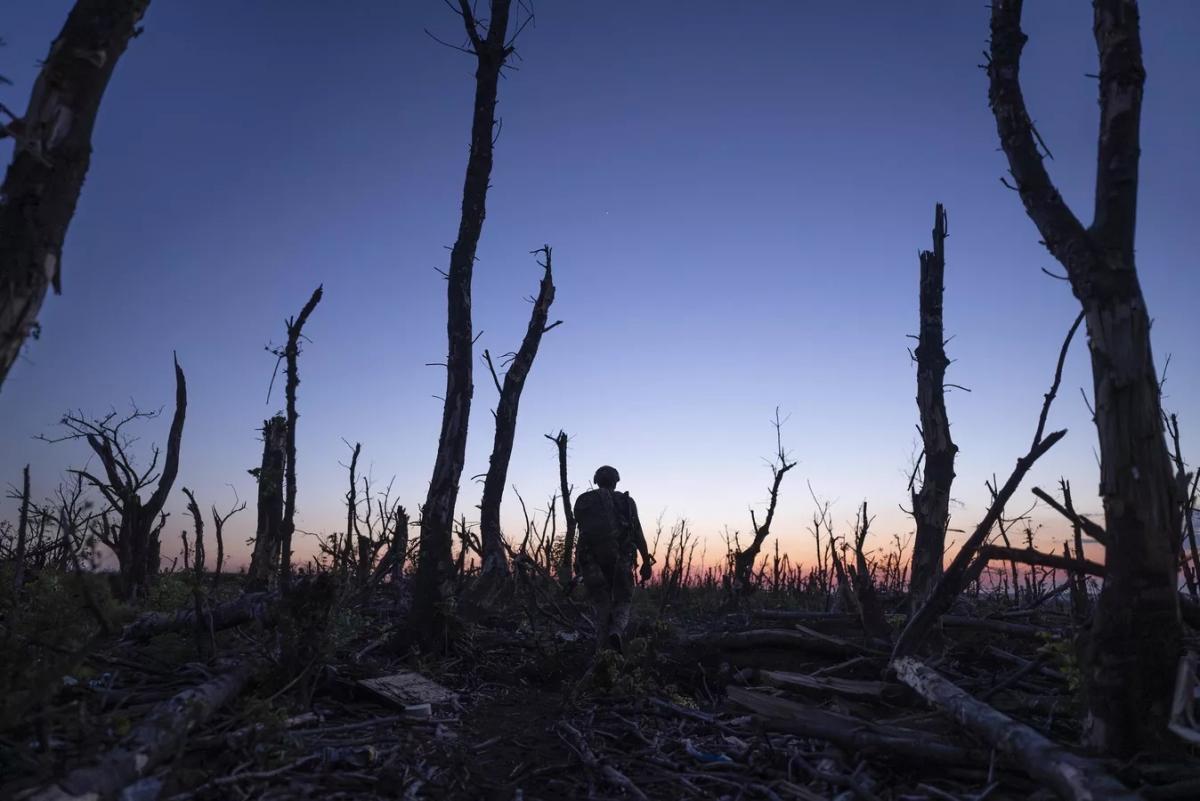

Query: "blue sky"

xmin=1 ymin=1 xmax=1197 ymax=569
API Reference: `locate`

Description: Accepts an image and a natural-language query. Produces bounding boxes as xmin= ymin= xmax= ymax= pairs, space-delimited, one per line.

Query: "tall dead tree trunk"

xmin=909 ymin=203 xmax=957 ymax=610
xmin=988 ymin=0 xmax=1181 ymax=755
xmin=479 ymin=247 xmax=560 ymax=579
xmin=0 ymin=0 xmax=152 ymax=391
xmin=277 ymin=285 xmax=322 ymax=589
xmin=210 ymin=492 xmax=244 ymax=591
xmin=547 ymin=430 xmax=577 ymax=583
xmin=246 ymin=415 xmax=286 ymax=590
xmin=413 ymin=0 xmax=516 ymax=643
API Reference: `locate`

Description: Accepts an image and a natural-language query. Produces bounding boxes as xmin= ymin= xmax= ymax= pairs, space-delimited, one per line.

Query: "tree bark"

xmin=12 ymin=465 xmax=30 ymax=593
xmin=987 ymin=0 xmax=1181 ymax=755
xmin=909 ymin=203 xmax=957 ymax=610
xmin=0 ymin=0 xmax=152 ymax=391
xmin=412 ymin=0 xmax=515 ymax=644
xmin=247 ymin=415 xmax=286 ymax=590
xmin=478 ymin=248 xmax=559 ymax=579
xmin=547 ymin=431 xmax=577 ymax=583
xmin=278 ymin=286 xmax=322 ymax=588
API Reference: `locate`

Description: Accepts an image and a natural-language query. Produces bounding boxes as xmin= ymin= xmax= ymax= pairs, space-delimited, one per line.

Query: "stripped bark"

xmin=892 ymin=313 xmax=1081 ymax=659
xmin=26 ymin=661 xmax=253 ymax=801
xmin=278 ymin=285 xmax=322 ymax=588
xmin=988 ymin=0 xmax=1181 ymax=753
xmin=413 ymin=0 xmax=516 ymax=643
xmin=893 ymin=656 xmax=1137 ymax=800
xmin=909 ymin=203 xmax=958 ymax=610
xmin=0 ymin=0 xmax=152 ymax=391
xmin=478 ymin=247 xmax=560 ymax=579
xmin=546 ymin=430 xmax=577 ymax=582
xmin=246 ymin=415 xmax=286 ymax=590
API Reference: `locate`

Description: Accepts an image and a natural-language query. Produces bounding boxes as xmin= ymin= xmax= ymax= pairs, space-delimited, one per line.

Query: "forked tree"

xmin=729 ymin=410 xmax=796 ymax=600
xmin=412 ymin=0 xmax=519 ymax=643
xmin=987 ymin=0 xmax=1182 ymax=754
xmin=908 ymin=204 xmax=957 ymax=610
xmin=49 ymin=356 xmax=186 ymax=600
xmin=0 ymin=0 xmax=152 ymax=390
xmin=478 ymin=247 xmax=561 ymax=580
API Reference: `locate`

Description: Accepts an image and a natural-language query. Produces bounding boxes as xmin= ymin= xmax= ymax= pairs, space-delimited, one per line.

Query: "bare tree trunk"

xmin=892 ymin=314 xmax=1079 ymax=659
xmin=413 ymin=0 xmax=515 ymax=644
xmin=988 ymin=0 xmax=1181 ymax=754
xmin=12 ymin=465 xmax=30 ymax=593
xmin=247 ymin=415 xmax=286 ymax=590
xmin=547 ymin=430 xmax=577 ymax=582
xmin=0 ymin=0 xmax=152 ymax=391
xmin=909 ymin=203 xmax=957 ymax=610
xmin=278 ymin=286 xmax=322 ymax=589
xmin=209 ymin=493 xmax=244 ymax=591
xmin=479 ymin=248 xmax=560 ymax=580
xmin=730 ymin=411 xmax=795 ymax=599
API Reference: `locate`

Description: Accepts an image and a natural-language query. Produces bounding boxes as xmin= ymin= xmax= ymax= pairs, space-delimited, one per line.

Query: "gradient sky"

xmin=1 ymin=1 xmax=1197 ymax=570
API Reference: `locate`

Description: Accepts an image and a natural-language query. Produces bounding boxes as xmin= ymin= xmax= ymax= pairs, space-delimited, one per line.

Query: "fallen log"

xmin=942 ymin=614 xmax=1063 ymax=640
xmin=892 ymin=656 xmax=1137 ymax=801
xmin=977 ymin=544 xmax=1105 ymax=578
xmin=121 ymin=591 xmax=278 ymax=641
xmin=25 ymin=661 xmax=255 ymax=801
xmin=726 ymin=685 xmax=988 ymax=765
xmin=694 ymin=627 xmax=878 ymax=658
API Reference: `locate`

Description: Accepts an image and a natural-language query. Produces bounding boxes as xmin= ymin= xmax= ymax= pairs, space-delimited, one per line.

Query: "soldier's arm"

xmin=627 ymin=495 xmax=651 ymax=560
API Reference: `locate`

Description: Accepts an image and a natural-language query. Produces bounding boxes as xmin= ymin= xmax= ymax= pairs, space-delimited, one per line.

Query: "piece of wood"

xmin=892 ymin=656 xmax=1137 ymax=800
xmin=121 ymin=591 xmax=277 ymax=641
xmin=694 ymin=627 xmax=877 ymax=658
xmin=357 ymin=671 xmax=457 ymax=708
xmin=725 ymin=685 xmax=987 ymax=765
xmin=26 ymin=662 xmax=254 ymax=801
xmin=740 ymin=668 xmax=899 ymax=701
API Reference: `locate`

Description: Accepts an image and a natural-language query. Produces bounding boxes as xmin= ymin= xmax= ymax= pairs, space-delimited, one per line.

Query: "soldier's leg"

xmin=579 ymin=555 xmax=612 ymax=650
xmin=608 ymin=556 xmax=636 ymax=648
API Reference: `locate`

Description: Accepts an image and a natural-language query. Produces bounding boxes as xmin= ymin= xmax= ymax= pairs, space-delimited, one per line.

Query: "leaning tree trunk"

xmin=987 ymin=0 xmax=1181 ymax=755
xmin=412 ymin=0 xmax=514 ymax=644
xmin=909 ymin=203 xmax=957 ymax=610
xmin=278 ymin=286 xmax=322 ymax=588
xmin=0 ymin=0 xmax=152 ymax=391
xmin=247 ymin=415 xmax=286 ymax=590
xmin=479 ymin=248 xmax=559 ymax=580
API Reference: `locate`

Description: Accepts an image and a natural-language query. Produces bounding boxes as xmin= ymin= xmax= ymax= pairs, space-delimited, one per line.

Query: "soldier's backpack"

xmin=574 ymin=489 xmax=630 ymax=563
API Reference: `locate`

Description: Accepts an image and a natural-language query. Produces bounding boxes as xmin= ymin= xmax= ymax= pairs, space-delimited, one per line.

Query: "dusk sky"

xmin=1 ymin=1 xmax=1196 ymax=570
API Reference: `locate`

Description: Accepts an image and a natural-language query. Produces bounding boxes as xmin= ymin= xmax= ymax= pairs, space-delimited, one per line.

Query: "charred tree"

xmin=730 ymin=410 xmax=796 ymax=599
xmin=210 ymin=491 xmax=244 ymax=590
xmin=988 ymin=0 xmax=1181 ymax=754
xmin=909 ymin=203 xmax=958 ymax=610
xmin=547 ymin=430 xmax=577 ymax=582
xmin=246 ymin=415 xmax=286 ymax=590
xmin=478 ymin=247 xmax=561 ymax=580
xmin=9 ymin=465 xmax=31 ymax=593
xmin=275 ymin=285 xmax=322 ymax=588
xmin=413 ymin=0 xmax=517 ymax=643
xmin=0 ymin=0 xmax=152 ymax=390
xmin=56 ymin=356 xmax=186 ymax=601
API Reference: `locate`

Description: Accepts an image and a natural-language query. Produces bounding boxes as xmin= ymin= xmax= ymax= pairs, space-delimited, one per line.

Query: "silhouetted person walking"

xmin=573 ymin=465 xmax=653 ymax=652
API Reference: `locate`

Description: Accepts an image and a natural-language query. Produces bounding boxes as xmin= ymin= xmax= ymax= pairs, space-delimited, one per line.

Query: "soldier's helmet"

xmin=593 ymin=465 xmax=620 ymax=488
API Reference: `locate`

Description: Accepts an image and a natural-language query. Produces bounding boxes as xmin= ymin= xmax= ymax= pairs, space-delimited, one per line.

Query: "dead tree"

xmin=51 ymin=356 xmax=186 ymax=600
xmin=547 ymin=430 xmax=577 ymax=582
xmin=181 ymin=487 xmax=204 ymax=577
xmin=988 ymin=0 xmax=1181 ymax=754
xmin=342 ymin=440 xmax=362 ymax=579
xmin=413 ymin=0 xmax=518 ymax=642
xmin=892 ymin=313 xmax=1081 ymax=660
xmin=478 ymin=247 xmax=561 ymax=580
xmin=909 ymin=203 xmax=957 ymax=610
xmin=273 ymin=285 xmax=322 ymax=588
xmin=730 ymin=410 xmax=796 ymax=599
xmin=246 ymin=416 xmax=286 ymax=590
xmin=8 ymin=465 xmax=31 ymax=593
xmin=0 ymin=0 xmax=152 ymax=391
xmin=210 ymin=490 xmax=245 ymax=590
